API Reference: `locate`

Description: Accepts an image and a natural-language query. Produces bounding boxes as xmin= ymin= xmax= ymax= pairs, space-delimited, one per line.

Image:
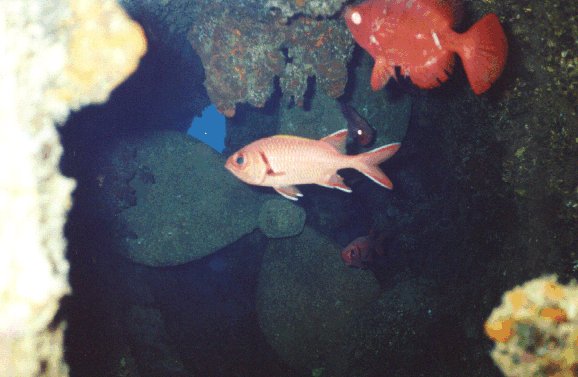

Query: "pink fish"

xmin=225 ymin=129 xmax=400 ymax=200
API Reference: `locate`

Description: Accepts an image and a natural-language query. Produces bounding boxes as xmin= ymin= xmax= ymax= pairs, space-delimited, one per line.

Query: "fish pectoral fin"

xmin=320 ymin=174 xmax=352 ymax=193
xmin=274 ymin=185 xmax=303 ymax=201
xmin=370 ymin=57 xmax=393 ymax=91
xmin=320 ymin=129 xmax=348 ymax=154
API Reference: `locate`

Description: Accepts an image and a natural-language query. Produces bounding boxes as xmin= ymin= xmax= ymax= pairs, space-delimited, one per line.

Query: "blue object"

xmin=187 ymin=104 xmax=226 ymax=153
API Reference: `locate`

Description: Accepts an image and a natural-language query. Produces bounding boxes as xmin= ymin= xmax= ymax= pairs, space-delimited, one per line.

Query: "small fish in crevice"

xmin=340 ymin=230 xmax=386 ymax=269
xmin=339 ymin=102 xmax=376 ymax=148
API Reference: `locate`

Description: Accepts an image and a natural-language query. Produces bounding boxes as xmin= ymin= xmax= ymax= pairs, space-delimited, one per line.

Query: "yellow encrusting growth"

xmin=53 ymin=0 xmax=147 ymax=111
xmin=485 ymin=276 xmax=578 ymax=377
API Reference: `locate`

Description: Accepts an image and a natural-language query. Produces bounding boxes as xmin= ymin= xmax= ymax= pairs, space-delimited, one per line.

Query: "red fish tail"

xmin=447 ymin=14 xmax=508 ymax=94
xmin=352 ymin=143 xmax=401 ymax=189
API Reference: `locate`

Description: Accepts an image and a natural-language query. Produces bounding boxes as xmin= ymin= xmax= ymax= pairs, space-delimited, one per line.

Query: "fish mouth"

xmin=224 ymin=157 xmax=234 ymax=172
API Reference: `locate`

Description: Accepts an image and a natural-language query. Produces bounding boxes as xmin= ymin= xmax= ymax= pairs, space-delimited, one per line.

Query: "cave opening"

xmin=56 ymin=2 xmax=577 ymax=377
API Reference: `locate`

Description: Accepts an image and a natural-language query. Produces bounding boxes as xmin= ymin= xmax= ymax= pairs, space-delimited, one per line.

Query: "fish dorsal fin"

xmin=320 ymin=129 xmax=348 ymax=153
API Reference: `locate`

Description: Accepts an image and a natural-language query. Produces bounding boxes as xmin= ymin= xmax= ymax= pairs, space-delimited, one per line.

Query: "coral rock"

xmin=485 ymin=276 xmax=578 ymax=377
xmin=257 ymin=227 xmax=380 ymax=375
xmin=112 ymin=132 xmax=307 ymax=266
xmin=258 ymin=198 xmax=306 ymax=238
xmin=188 ymin=7 xmax=285 ymax=117
xmin=266 ymin=0 xmax=348 ymax=19
xmin=188 ymin=6 xmax=353 ymax=116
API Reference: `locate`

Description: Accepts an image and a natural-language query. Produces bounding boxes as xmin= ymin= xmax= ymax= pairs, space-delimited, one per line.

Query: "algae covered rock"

xmin=115 ymin=131 xmax=306 ymax=266
xmin=257 ymin=226 xmax=380 ymax=376
xmin=117 ymin=132 xmax=259 ymax=266
xmin=258 ymin=198 xmax=306 ymax=238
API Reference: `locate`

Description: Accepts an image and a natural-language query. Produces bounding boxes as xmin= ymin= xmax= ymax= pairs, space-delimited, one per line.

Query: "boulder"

xmin=257 ymin=226 xmax=380 ymax=376
xmin=114 ymin=131 xmax=306 ymax=266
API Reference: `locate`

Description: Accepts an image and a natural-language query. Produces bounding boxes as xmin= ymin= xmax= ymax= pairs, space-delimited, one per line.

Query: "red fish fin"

xmin=451 ymin=14 xmax=508 ymax=94
xmin=370 ymin=57 xmax=393 ymax=91
xmin=274 ymin=185 xmax=303 ymax=201
xmin=319 ymin=173 xmax=352 ymax=193
xmin=320 ymin=129 xmax=348 ymax=153
xmin=353 ymin=143 xmax=401 ymax=189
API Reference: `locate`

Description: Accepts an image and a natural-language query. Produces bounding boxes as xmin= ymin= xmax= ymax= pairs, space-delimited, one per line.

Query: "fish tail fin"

xmin=352 ymin=143 xmax=401 ymax=189
xmin=448 ymin=14 xmax=508 ymax=94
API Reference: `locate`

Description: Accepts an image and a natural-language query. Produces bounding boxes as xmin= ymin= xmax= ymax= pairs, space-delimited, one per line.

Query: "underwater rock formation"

xmin=257 ymin=226 xmax=380 ymax=376
xmin=485 ymin=276 xmax=578 ymax=376
xmin=258 ymin=198 xmax=306 ymax=238
xmin=266 ymin=0 xmax=348 ymax=19
xmin=112 ymin=131 xmax=306 ymax=267
xmin=0 ymin=0 xmax=146 ymax=375
xmin=126 ymin=305 xmax=187 ymax=376
xmin=188 ymin=6 xmax=285 ymax=117
xmin=188 ymin=5 xmax=353 ymax=116
xmin=279 ymin=68 xmax=411 ymax=146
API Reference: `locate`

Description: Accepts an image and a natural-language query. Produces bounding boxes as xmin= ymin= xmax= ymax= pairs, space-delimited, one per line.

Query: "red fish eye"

xmin=235 ymin=154 xmax=244 ymax=165
xmin=350 ymin=249 xmax=356 ymax=257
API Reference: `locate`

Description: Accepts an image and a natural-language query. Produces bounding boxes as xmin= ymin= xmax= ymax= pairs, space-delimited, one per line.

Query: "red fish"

xmin=225 ymin=129 xmax=400 ymax=200
xmin=340 ymin=102 xmax=376 ymax=147
xmin=344 ymin=0 xmax=508 ymax=94
xmin=341 ymin=233 xmax=386 ymax=269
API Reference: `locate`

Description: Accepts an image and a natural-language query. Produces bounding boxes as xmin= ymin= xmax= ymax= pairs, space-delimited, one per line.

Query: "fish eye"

xmin=236 ymin=154 xmax=244 ymax=165
xmin=351 ymin=11 xmax=362 ymax=25
xmin=357 ymin=129 xmax=363 ymax=136
xmin=350 ymin=249 xmax=356 ymax=257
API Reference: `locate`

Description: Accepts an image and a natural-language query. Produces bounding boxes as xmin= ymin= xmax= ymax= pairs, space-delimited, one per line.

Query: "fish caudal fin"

xmin=353 ymin=143 xmax=401 ymax=189
xmin=450 ymin=14 xmax=508 ymax=94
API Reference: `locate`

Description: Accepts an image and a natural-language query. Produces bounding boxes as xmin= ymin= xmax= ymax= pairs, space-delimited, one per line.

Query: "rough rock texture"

xmin=279 ymin=58 xmax=411 ymax=145
xmin=258 ymin=198 xmax=306 ymax=238
xmin=266 ymin=0 xmax=348 ymax=19
xmin=0 ymin=0 xmax=146 ymax=375
xmin=485 ymin=276 xmax=578 ymax=376
xmin=188 ymin=6 xmax=285 ymax=117
xmin=188 ymin=5 xmax=353 ymax=116
xmin=346 ymin=278 xmax=451 ymax=376
xmin=126 ymin=305 xmax=187 ymax=376
xmin=257 ymin=227 xmax=380 ymax=376
xmin=400 ymin=0 xmax=578 ymax=330
xmin=119 ymin=0 xmax=352 ymax=117
xmin=113 ymin=131 xmax=306 ymax=266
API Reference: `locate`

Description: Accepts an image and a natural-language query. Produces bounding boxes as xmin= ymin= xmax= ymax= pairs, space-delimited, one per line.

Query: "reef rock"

xmin=188 ymin=5 xmax=353 ymax=117
xmin=113 ymin=131 xmax=306 ymax=267
xmin=257 ymin=226 xmax=380 ymax=375
xmin=258 ymin=198 xmax=306 ymax=238
xmin=266 ymin=0 xmax=348 ymax=19
xmin=279 ymin=56 xmax=412 ymax=147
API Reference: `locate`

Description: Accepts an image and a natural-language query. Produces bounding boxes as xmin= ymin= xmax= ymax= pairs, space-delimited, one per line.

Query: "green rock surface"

xmin=257 ymin=226 xmax=380 ymax=376
xmin=116 ymin=132 xmax=306 ymax=266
